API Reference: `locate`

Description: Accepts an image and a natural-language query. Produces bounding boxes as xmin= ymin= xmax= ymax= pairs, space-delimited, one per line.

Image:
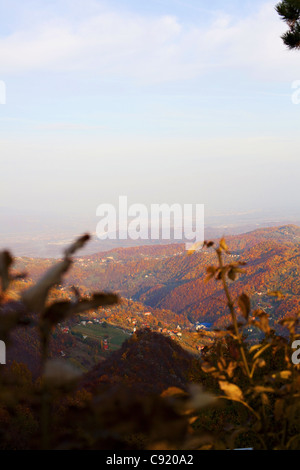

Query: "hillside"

xmin=10 ymin=224 xmax=300 ymax=364
xmin=56 ymin=224 xmax=300 ymax=327
xmin=82 ymin=329 xmax=195 ymax=395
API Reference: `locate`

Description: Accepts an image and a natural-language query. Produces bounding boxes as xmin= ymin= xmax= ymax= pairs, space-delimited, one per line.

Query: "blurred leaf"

xmin=251 ymin=311 xmax=271 ymax=334
xmin=205 ymin=266 xmax=217 ymax=282
xmin=185 ymin=384 xmax=216 ymax=410
xmin=201 ymin=363 xmax=217 ymax=374
xmin=256 ymin=358 xmax=266 ymax=368
xmin=252 ymin=343 xmax=271 ymax=360
xmin=187 ymin=241 xmax=203 ymax=255
xmin=42 ymin=293 xmax=119 ymax=325
xmin=161 ymin=387 xmax=188 ymax=398
xmin=0 ymin=250 xmax=13 ymax=292
xmin=271 ymin=370 xmax=292 ymax=380
xmin=227 ymin=268 xmax=237 ymax=281
xmin=226 ymin=361 xmax=237 ymax=378
xmin=238 ymin=293 xmax=251 ymax=320
xmin=22 ymin=259 xmax=72 ymax=312
xmin=64 ymin=233 xmax=91 ymax=258
xmin=219 ymin=238 xmax=228 ymax=252
xmin=253 ymin=386 xmax=275 ymax=394
xmin=0 ymin=301 xmax=30 ymax=342
xmin=43 ymin=359 xmax=82 ymax=388
xmin=249 ymin=344 xmax=262 ymax=354
xmin=219 ymin=381 xmax=244 ymax=401
xmin=203 ymin=241 xmax=214 ymax=248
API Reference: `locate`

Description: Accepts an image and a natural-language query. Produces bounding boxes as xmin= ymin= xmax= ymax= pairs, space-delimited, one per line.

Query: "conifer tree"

xmin=276 ymin=0 xmax=300 ymax=49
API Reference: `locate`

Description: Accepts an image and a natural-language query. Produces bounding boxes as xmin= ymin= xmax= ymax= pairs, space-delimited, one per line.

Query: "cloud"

xmin=0 ymin=2 xmax=299 ymax=83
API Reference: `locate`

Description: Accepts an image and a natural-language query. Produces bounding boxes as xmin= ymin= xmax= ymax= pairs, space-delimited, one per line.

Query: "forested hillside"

xmin=15 ymin=225 xmax=300 ymax=330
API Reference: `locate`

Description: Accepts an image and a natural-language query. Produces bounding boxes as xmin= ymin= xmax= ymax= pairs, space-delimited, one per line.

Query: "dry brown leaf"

xmin=219 ymin=380 xmax=244 ymax=401
xmin=238 ymin=293 xmax=251 ymax=320
xmin=0 ymin=251 xmax=13 ymax=292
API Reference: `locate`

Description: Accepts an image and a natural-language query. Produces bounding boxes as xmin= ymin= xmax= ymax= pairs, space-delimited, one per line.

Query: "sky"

xmin=1 ymin=0 xmax=300 ymax=233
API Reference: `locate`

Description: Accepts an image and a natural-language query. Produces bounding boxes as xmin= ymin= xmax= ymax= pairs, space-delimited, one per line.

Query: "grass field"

xmin=72 ymin=323 xmax=130 ymax=352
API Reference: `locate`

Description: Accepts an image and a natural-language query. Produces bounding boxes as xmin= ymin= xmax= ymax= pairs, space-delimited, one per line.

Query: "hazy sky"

xmin=1 ymin=0 xmax=300 ymax=226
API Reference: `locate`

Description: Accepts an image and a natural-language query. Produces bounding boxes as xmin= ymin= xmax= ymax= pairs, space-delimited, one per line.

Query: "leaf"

xmin=256 ymin=358 xmax=266 ymax=368
xmin=226 ymin=361 xmax=237 ymax=378
xmin=42 ymin=293 xmax=119 ymax=325
xmin=161 ymin=387 xmax=187 ymax=398
xmin=227 ymin=268 xmax=237 ymax=281
xmin=23 ymin=234 xmax=92 ymax=312
xmin=0 ymin=301 xmax=29 ymax=342
xmin=219 ymin=381 xmax=244 ymax=401
xmin=252 ymin=343 xmax=271 ymax=360
xmin=205 ymin=266 xmax=216 ymax=282
xmin=252 ymin=312 xmax=271 ymax=334
xmin=185 ymin=384 xmax=216 ymax=410
xmin=271 ymin=370 xmax=292 ymax=380
xmin=64 ymin=233 xmax=91 ymax=258
xmin=219 ymin=238 xmax=228 ymax=252
xmin=249 ymin=344 xmax=262 ymax=354
xmin=238 ymin=293 xmax=251 ymax=320
xmin=43 ymin=359 xmax=82 ymax=387
xmin=201 ymin=363 xmax=217 ymax=374
xmin=22 ymin=259 xmax=72 ymax=312
xmin=261 ymin=393 xmax=269 ymax=406
xmin=253 ymin=386 xmax=275 ymax=394
xmin=203 ymin=241 xmax=214 ymax=248
xmin=0 ymin=250 xmax=13 ymax=291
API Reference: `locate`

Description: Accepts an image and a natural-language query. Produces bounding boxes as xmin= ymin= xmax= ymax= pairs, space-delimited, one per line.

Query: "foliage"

xmin=276 ymin=0 xmax=300 ymax=49
xmin=188 ymin=238 xmax=300 ymax=449
xmin=0 ymin=235 xmax=299 ymax=449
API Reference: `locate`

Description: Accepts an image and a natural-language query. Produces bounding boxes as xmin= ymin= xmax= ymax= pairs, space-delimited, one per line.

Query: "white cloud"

xmin=0 ymin=2 xmax=299 ymax=83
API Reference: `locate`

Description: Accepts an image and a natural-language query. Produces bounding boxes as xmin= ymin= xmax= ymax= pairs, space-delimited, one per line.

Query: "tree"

xmin=276 ymin=0 xmax=300 ymax=49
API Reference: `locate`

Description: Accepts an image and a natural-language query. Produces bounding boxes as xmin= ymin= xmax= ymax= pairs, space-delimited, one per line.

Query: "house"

xmin=195 ymin=322 xmax=212 ymax=331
